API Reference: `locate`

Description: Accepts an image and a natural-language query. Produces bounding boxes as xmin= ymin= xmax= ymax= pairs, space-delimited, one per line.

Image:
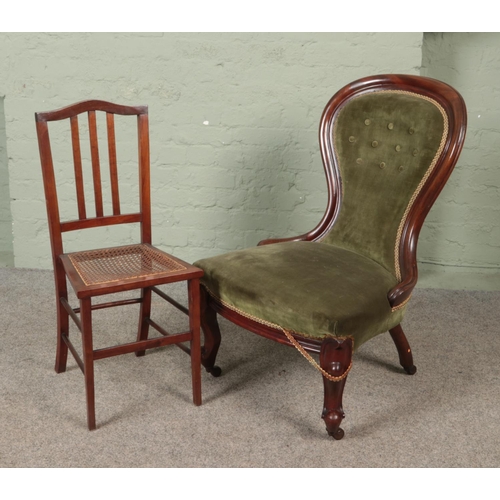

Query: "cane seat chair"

xmin=35 ymin=100 xmax=203 ymax=430
xmin=194 ymin=75 xmax=467 ymax=439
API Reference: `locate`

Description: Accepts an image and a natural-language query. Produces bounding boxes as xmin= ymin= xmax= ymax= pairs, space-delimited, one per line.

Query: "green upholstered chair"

xmin=195 ymin=74 xmax=467 ymax=439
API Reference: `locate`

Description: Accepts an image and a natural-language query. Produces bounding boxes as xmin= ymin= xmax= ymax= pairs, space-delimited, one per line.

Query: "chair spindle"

xmin=88 ymin=110 xmax=104 ymax=217
xmin=106 ymin=113 xmax=121 ymax=215
xmin=70 ymin=115 xmax=87 ymax=220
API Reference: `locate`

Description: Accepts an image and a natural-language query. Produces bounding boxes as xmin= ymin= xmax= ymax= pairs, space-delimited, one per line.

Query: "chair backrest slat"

xmin=88 ymin=110 xmax=104 ymax=217
xmin=138 ymin=114 xmax=151 ymax=244
xmin=70 ymin=115 xmax=87 ymax=220
xmin=35 ymin=100 xmax=150 ymax=257
xmin=106 ymin=113 xmax=121 ymax=215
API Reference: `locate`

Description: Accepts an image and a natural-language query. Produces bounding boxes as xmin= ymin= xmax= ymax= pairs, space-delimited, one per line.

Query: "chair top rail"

xmin=35 ymin=100 xmax=148 ymax=122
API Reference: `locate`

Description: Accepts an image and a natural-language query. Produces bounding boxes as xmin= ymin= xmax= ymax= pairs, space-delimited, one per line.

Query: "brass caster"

xmin=328 ymin=427 xmax=345 ymax=440
xmin=404 ymin=365 xmax=417 ymax=375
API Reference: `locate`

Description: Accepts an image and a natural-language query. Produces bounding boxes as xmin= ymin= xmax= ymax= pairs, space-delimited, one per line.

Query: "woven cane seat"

xmin=68 ymin=244 xmax=187 ymax=286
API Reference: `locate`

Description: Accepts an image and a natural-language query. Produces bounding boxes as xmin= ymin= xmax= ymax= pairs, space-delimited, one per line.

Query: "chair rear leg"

xmin=54 ymin=265 xmax=69 ymax=373
xmin=135 ymin=287 xmax=152 ymax=357
xmin=55 ymin=293 xmax=69 ymax=373
xmin=320 ymin=337 xmax=353 ymax=440
xmin=389 ymin=324 xmax=417 ymax=375
xmin=80 ymin=297 xmax=96 ymax=430
xmin=188 ymin=279 xmax=202 ymax=406
xmin=200 ymin=286 xmax=222 ymax=377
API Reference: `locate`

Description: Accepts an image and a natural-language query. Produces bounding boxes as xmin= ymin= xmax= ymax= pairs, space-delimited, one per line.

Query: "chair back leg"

xmin=54 ymin=263 xmax=69 ymax=373
xmin=389 ymin=324 xmax=417 ymax=375
xmin=55 ymin=295 xmax=69 ymax=374
xmin=136 ymin=287 xmax=152 ymax=357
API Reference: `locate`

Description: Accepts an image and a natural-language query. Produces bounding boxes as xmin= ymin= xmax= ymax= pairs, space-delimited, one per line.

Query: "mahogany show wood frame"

xmin=198 ymin=74 xmax=467 ymax=439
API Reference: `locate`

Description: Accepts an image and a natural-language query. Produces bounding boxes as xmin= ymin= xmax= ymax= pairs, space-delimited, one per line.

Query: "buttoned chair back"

xmin=311 ymin=76 xmax=466 ymax=310
xmin=322 ymin=89 xmax=449 ymax=278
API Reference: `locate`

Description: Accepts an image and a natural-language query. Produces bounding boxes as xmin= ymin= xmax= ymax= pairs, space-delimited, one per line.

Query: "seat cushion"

xmin=195 ymin=241 xmax=406 ymax=349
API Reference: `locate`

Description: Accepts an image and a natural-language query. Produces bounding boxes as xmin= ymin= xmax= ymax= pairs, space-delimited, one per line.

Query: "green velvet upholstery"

xmin=322 ymin=91 xmax=445 ymax=277
xmin=196 ymin=241 xmax=405 ymax=348
xmin=194 ymin=90 xmax=446 ymax=349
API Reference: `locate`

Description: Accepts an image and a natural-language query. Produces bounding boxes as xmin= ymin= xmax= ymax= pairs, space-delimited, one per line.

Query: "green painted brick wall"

xmin=418 ymin=32 xmax=500 ymax=290
xmin=0 ymin=32 xmax=422 ymax=269
xmin=0 ymin=97 xmax=14 ymax=267
xmin=1 ymin=32 xmax=498 ymax=289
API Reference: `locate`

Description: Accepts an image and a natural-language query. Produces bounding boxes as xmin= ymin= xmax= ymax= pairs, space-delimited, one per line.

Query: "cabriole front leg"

xmin=320 ymin=337 xmax=353 ymax=440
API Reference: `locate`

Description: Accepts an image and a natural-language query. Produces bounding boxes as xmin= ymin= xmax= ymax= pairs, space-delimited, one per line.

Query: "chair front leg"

xmin=389 ymin=324 xmax=417 ymax=375
xmin=320 ymin=337 xmax=353 ymax=440
xmin=199 ymin=286 xmax=222 ymax=377
xmin=135 ymin=287 xmax=152 ymax=357
xmin=80 ymin=297 xmax=96 ymax=430
xmin=188 ymin=279 xmax=202 ymax=406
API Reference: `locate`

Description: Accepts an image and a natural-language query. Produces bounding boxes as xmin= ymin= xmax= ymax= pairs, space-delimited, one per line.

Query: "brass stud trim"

xmin=371 ymin=140 xmax=378 ymax=148
xmin=348 ymin=136 xmax=355 ymax=143
xmin=388 ymin=123 xmax=394 ymax=130
xmin=379 ymin=162 xmax=386 ymax=169
xmin=395 ymin=145 xmax=401 ymax=152
xmin=364 ymin=119 xmax=371 ymax=125
xmin=356 ymin=158 xmax=363 ymax=165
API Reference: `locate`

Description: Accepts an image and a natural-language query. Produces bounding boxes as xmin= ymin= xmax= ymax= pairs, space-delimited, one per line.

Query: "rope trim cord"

xmin=324 ymin=89 xmax=449 ymax=283
xmin=281 ymin=328 xmax=353 ymax=382
xmin=204 ymin=287 xmax=353 ymax=382
xmin=391 ymin=91 xmax=449 ymax=281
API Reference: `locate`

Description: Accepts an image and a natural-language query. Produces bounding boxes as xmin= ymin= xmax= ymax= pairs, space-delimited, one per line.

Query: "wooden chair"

xmin=35 ymin=100 xmax=203 ymax=430
xmin=194 ymin=75 xmax=467 ymax=439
